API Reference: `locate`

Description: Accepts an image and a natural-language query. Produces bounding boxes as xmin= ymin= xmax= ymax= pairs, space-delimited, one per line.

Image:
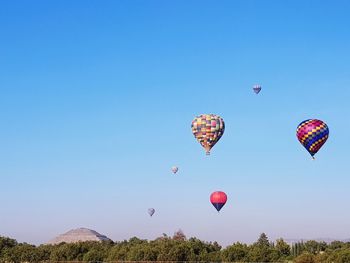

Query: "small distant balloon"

xmin=148 ymin=208 xmax=155 ymax=217
xmin=210 ymin=191 xmax=227 ymax=212
xmin=296 ymin=119 xmax=329 ymax=159
xmin=253 ymin=84 xmax=261 ymax=94
xmin=171 ymin=166 xmax=178 ymax=174
xmin=191 ymin=114 xmax=225 ymax=155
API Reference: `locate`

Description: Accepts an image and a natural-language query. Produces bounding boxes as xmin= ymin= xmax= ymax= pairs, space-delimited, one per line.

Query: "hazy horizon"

xmin=4 ymin=225 xmax=350 ymax=247
xmin=1 ymin=0 xmax=350 ymax=246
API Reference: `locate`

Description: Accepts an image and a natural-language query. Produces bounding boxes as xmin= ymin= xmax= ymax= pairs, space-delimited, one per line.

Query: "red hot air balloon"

xmin=210 ymin=191 xmax=227 ymax=212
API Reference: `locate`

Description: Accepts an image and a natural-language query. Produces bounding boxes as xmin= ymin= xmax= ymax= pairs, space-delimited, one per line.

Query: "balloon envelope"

xmin=148 ymin=208 xmax=155 ymax=217
xmin=171 ymin=166 xmax=178 ymax=174
xmin=210 ymin=191 xmax=227 ymax=212
xmin=296 ymin=119 xmax=329 ymax=158
xmin=191 ymin=114 xmax=225 ymax=155
xmin=253 ymin=84 xmax=261 ymax=94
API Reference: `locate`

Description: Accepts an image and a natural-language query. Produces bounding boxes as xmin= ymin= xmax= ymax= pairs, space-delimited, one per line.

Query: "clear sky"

xmin=1 ymin=0 xmax=350 ymax=246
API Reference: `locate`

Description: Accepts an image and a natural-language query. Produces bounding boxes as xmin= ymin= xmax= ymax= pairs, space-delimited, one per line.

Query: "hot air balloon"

xmin=191 ymin=114 xmax=225 ymax=155
xmin=253 ymin=84 xmax=261 ymax=94
xmin=148 ymin=208 xmax=155 ymax=217
xmin=171 ymin=166 xmax=178 ymax=174
xmin=296 ymin=119 xmax=329 ymax=159
xmin=210 ymin=191 xmax=227 ymax=212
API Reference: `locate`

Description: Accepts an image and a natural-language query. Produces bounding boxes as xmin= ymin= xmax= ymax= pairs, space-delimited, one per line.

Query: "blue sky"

xmin=1 ymin=0 xmax=350 ymax=246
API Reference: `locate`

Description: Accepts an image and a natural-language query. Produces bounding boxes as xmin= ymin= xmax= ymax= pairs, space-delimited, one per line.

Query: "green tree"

xmin=222 ymin=242 xmax=249 ymax=262
xmin=332 ymin=249 xmax=350 ymax=263
xmin=315 ymin=251 xmax=330 ymax=263
xmin=293 ymin=242 xmax=306 ymax=256
xmin=141 ymin=244 xmax=158 ymax=261
xmin=257 ymin=233 xmax=270 ymax=248
xmin=304 ymin=240 xmax=321 ymax=254
xmin=107 ymin=244 xmax=129 ymax=261
xmin=294 ymin=252 xmax=316 ymax=263
xmin=2 ymin=243 xmax=39 ymax=263
xmin=247 ymin=233 xmax=274 ymax=262
xmin=35 ymin=244 xmax=53 ymax=261
xmin=83 ymin=248 xmax=106 ymax=262
xmin=275 ymin=238 xmax=291 ymax=257
xmin=168 ymin=242 xmax=191 ymax=261
xmin=128 ymin=236 xmax=147 ymax=245
xmin=0 ymin=237 xmax=17 ymax=251
xmin=329 ymin=241 xmax=344 ymax=250
xmin=127 ymin=243 xmax=149 ymax=261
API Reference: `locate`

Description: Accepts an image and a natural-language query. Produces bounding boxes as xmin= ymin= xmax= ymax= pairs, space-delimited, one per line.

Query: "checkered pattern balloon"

xmin=296 ymin=119 xmax=329 ymax=158
xmin=191 ymin=114 xmax=225 ymax=155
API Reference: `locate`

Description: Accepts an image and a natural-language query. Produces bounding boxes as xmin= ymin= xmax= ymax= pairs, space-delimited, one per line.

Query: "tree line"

xmin=1 ymin=231 xmax=350 ymax=262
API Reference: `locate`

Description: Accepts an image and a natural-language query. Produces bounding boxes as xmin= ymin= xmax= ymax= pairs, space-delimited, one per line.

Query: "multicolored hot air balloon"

xmin=148 ymin=208 xmax=155 ymax=217
xmin=210 ymin=191 xmax=227 ymax=212
xmin=171 ymin=166 xmax=178 ymax=174
xmin=253 ymin=84 xmax=261 ymax=94
xmin=296 ymin=119 xmax=329 ymax=159
xmin=191 ymin=114 xmax=225 ymax=155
